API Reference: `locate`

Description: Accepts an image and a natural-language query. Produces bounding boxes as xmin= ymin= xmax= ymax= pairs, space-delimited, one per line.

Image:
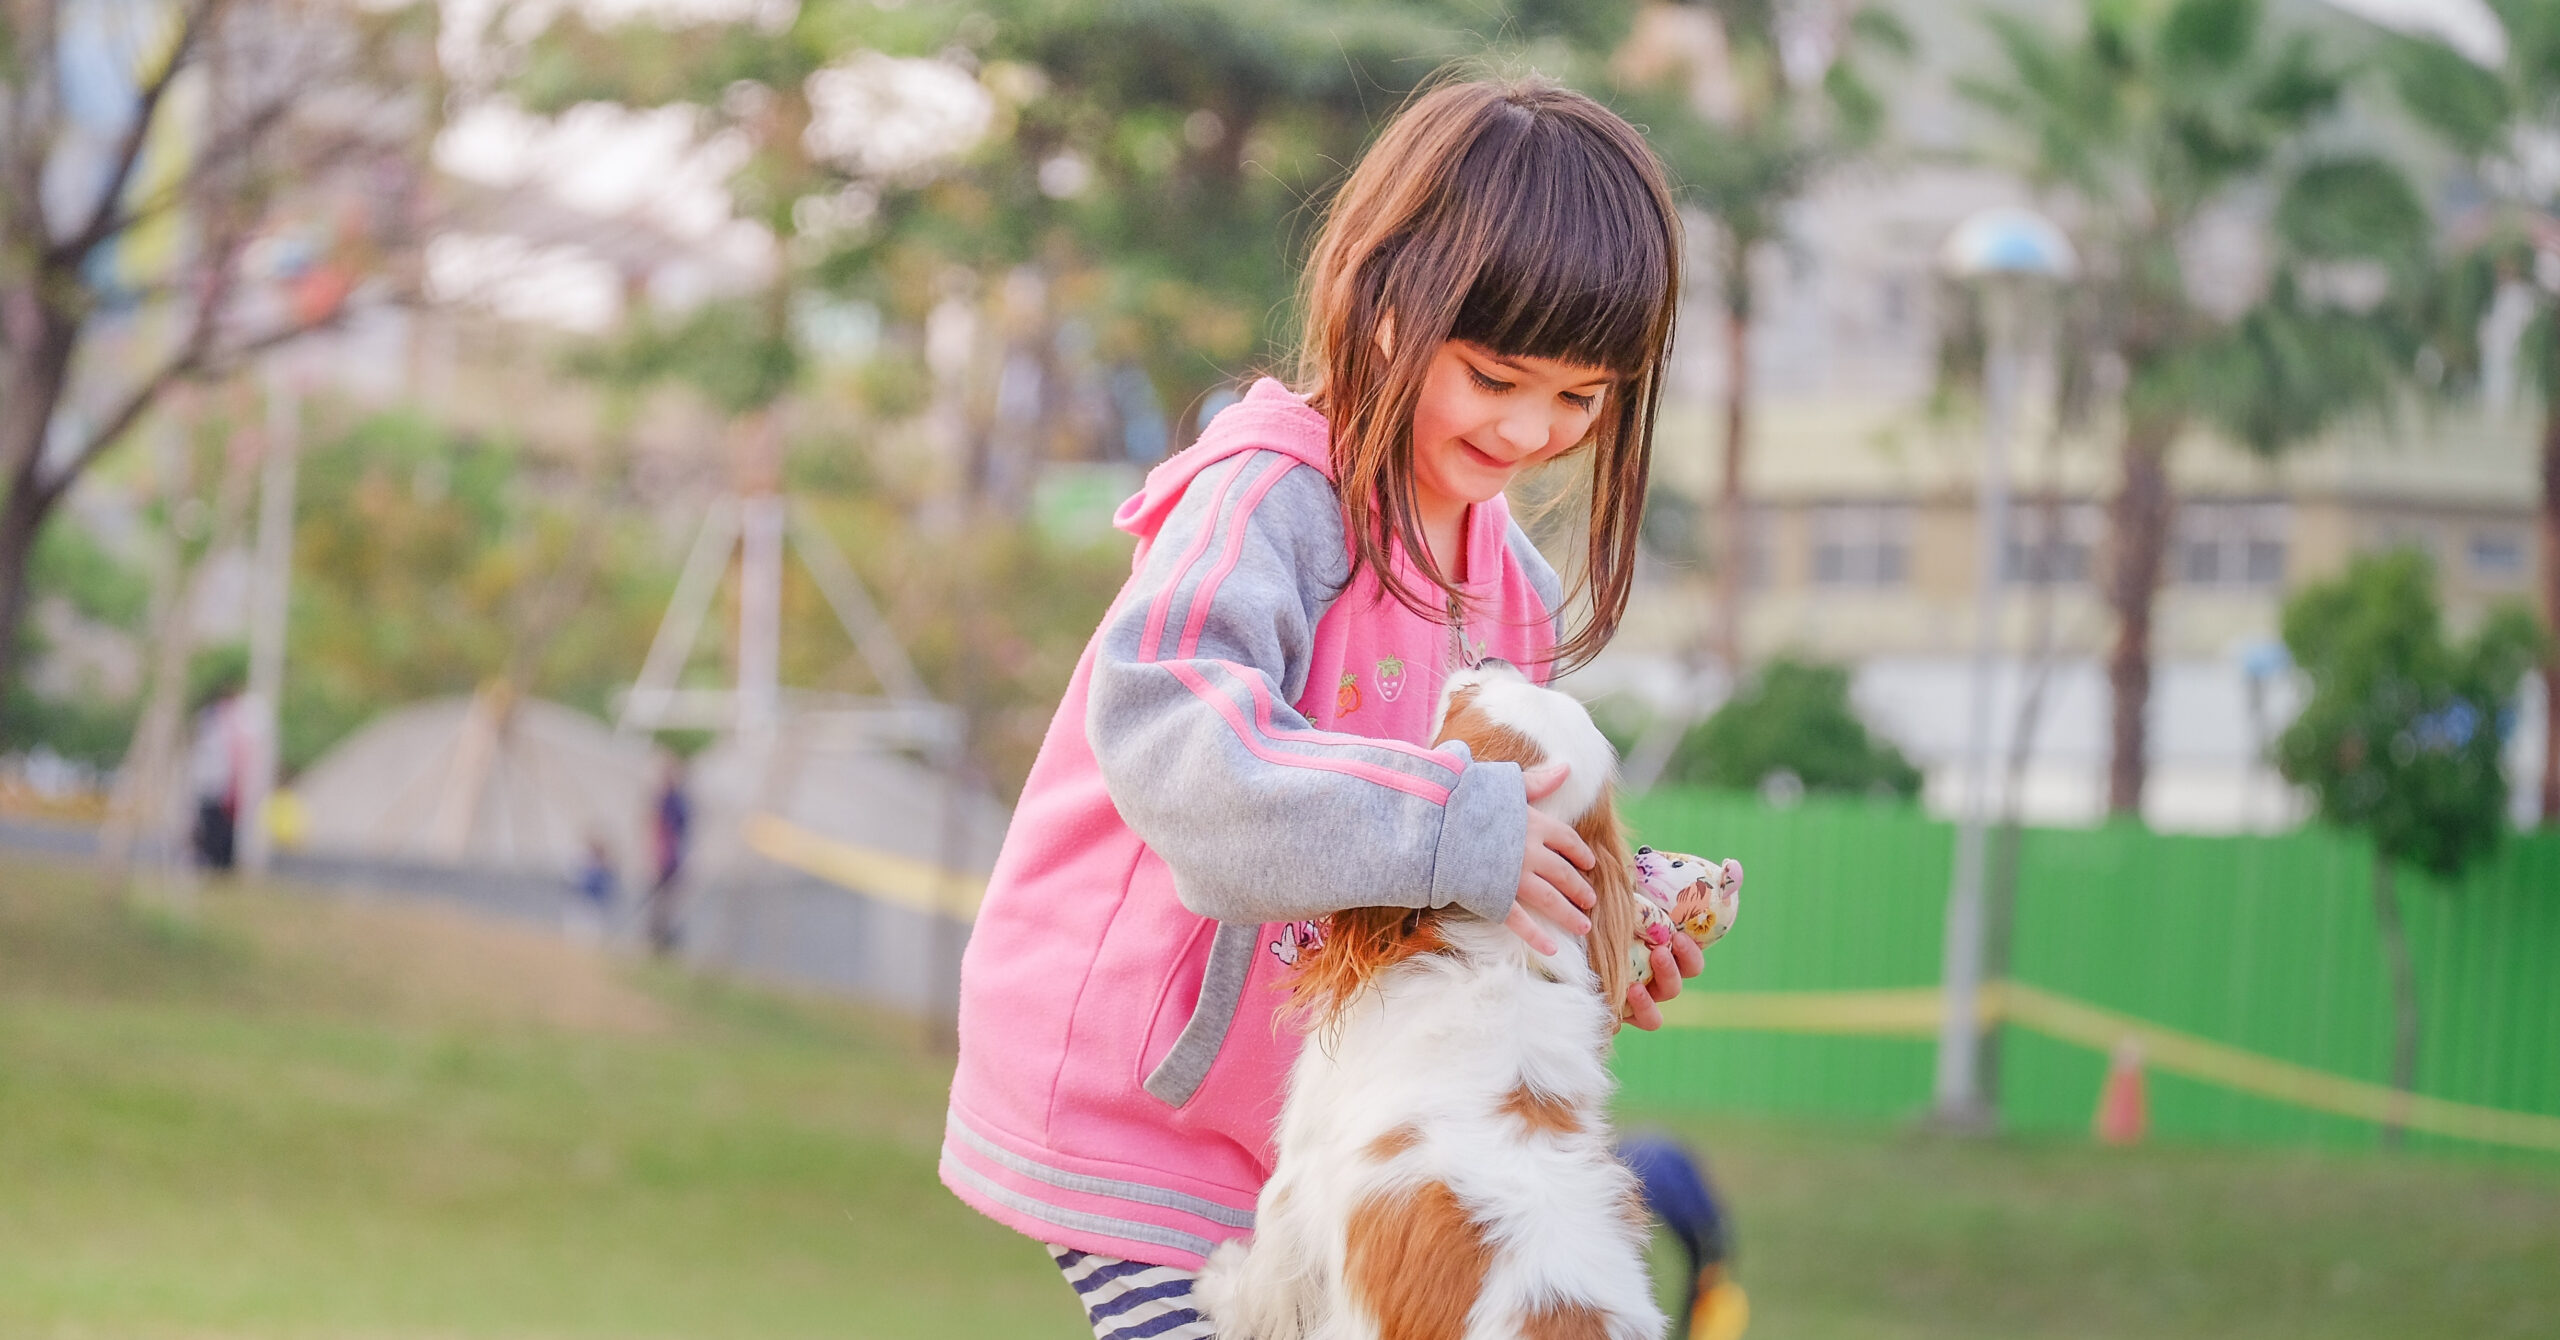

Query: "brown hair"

xmin=1296 ymin=75 xmax=1680 ymax=672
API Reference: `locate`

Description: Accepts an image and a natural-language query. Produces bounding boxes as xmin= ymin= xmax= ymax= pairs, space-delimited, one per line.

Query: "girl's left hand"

xmin=1621 ymin=930 xmax=1705 ymax=1032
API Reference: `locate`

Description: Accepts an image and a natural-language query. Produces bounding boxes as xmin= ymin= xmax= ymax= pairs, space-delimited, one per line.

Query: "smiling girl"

xmin=938 ymin=76 xmax=1690 ymax=1340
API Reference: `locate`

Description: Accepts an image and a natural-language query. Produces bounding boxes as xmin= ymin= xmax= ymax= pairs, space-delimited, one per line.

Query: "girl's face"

xmin=1409 ymin=339 xmax=1614 ymax=515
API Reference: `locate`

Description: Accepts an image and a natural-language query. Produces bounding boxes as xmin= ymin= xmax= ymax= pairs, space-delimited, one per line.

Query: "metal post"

xmin=237 ymin=369 xmax=299 ymax=873
xmin=1932 ymin=280 xmax=2022 ymax=1129
xmin=737 ymin=493 xmax=784 ymax=739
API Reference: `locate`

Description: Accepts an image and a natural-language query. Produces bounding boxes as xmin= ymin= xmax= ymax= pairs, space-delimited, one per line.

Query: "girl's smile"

xmin=1409 ymin=339 xmax=1614 ymax=575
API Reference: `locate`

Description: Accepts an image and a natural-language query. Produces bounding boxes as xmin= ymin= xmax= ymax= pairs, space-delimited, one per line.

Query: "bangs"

xmin=1444 ymin=104 xmax=1672 ymax=377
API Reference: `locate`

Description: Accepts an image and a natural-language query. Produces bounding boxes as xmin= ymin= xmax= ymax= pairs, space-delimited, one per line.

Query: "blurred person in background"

xmin=644 ymin=758 xmax=690 ymax=955
xmin=571 ymin=832 xmax=618 ymax=948
xmin=187 ymin=673 xmax=252 ymax=871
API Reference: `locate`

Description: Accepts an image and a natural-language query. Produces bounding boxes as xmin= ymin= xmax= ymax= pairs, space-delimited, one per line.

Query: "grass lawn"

xmin=2 ymin=852 xmax=2556 ymax=1340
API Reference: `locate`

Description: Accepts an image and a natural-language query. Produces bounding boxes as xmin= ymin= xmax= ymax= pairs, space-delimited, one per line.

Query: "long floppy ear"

xmin=1290 ymin=906 xmax=1444 ymax=1026
xmin=1575 ymin=784 xmax=1641 ymax=1017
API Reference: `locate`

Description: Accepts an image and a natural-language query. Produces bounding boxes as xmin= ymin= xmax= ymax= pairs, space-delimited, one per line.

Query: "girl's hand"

xmin=1621 ymin=931 xmax=1705 ymax=1032
xmin=1502 ymin=762 xmax=1595 ymax=955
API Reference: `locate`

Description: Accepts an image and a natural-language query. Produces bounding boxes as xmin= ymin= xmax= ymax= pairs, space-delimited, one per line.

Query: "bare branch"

xmin=46 ymin=0 xmax=219 ymax=269
xmin=30 ymin=222 xmax=240 ymax=506
xmin=66 ymin=94 xmax=322 ymax=258
xmin=33 ymin=291 xmax=359 ymax=509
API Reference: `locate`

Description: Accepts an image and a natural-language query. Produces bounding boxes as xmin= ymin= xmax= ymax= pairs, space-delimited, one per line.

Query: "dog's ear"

xmin=1289 ymin=906 xmax=1443 ymax=1025
xmin=1574 ymin=784 xmax=1642 ymax=1017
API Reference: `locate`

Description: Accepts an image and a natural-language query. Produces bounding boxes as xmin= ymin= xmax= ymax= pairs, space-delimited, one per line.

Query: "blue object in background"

xmin=1620 ymin=1133 xmax=1746 ymax=1339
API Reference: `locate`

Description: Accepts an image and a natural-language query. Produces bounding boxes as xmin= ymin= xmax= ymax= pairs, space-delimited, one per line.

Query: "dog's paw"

xmin=1193 ymin=1238 xmax=1252 ymax=1327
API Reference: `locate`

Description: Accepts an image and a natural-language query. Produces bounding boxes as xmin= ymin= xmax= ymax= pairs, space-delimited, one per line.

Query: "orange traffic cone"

xmin=2094 ymin=1037 xmax=2148 ymax=1146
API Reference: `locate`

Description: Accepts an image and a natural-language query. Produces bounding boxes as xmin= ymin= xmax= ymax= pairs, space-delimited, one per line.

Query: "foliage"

xmin=28 ymin=523 xmax=150 ymax=633
xmin=1665 ymin=656 xmax=1920 ymax=797
xmin=282 ymin=411 xmax=670 ymax=771
xmin=802 ymin=490 xmax=1131 ymax=796
xmin=1958 ymin=0 xmax=2432 ymax=814
xmin=0 ymin=0 xmax=445 ymax=699
xmin=565 ymin=300 xmax=802 ymax=416
xmin=1963 ymin=0 xmax=2429 ymax=452
xmin=2275 ymin=549 xmax=2545 ymax=878
xmin=1610 ymin=0 xmax=1912 ymax=672
xmin=2376 ymin=1 xmax=2560 ymax=825
xmin=1622 ymin=0 xmax=1911 ymax=305
xmin=0 ymin=683 xmax=139 ymax=767
xmin=513 ymin=0 xmax=1644 ymax=437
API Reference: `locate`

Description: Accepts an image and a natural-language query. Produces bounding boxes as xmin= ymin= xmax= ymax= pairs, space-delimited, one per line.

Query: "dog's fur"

xmin=1196 ymin=662 xmax=1659 ymax=1340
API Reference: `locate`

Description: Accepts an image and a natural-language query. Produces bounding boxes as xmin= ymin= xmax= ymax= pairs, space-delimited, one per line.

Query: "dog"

xmin=1197 ymin=661 xmax=1672 ymax=1340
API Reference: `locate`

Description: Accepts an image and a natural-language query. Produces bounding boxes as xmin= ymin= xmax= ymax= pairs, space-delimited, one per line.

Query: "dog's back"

xmin=1197 ymin=665 xmax=1661 ymax=1340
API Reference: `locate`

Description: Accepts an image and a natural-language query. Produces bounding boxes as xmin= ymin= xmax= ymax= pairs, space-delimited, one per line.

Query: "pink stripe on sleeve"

xmin=1165 ymin=661 xmax=1453 ymax=804
xmin=1237 ymin=669 xmax=1463 ymax=776
xmin=1175 ymin=459 xmax=1297 ymax=660
xmin=1139 ymin=456 xmax=1251 ymax=664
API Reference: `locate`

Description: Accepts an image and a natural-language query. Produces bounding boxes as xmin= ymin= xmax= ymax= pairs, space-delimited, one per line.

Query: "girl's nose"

xmin=1494 ymin=408 xmax=1548 ymax=455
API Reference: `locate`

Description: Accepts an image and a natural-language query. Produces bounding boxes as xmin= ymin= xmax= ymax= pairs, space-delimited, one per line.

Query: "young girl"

xmin=940 ymin=76 xmax=1696 ymax=1339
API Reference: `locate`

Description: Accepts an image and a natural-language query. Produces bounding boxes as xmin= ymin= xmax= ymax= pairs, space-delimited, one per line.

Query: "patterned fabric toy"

xmin=1628 ymin=846 xmax=1743 ymax=988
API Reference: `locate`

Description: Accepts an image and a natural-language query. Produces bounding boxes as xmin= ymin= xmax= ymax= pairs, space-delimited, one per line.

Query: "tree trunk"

xmin=2104 ymin=415 xmax=2179 ymax=818
xmin=2538 ymin=393 xmax=2559 ymax=825
xmin=0 ymin=472 xmax=54 ymax=705
xmin=2369 ymin=855 xmax=2420 ymax=1149
xmin=1711 ymin=296 xmax=1752 ymax=676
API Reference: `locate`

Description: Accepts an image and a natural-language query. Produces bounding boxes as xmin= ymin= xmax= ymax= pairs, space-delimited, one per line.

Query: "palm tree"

xmin=1613 ymin=0 xmax=1910 ymax=677
xmin=1962 ymin=0 xmax=2430 ymax=817
xmin=2382 ymin=2 xmax=2560 ymax=824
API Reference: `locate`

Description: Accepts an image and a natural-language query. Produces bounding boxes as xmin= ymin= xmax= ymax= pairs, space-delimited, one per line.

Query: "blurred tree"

xmin=0 ymin=494 xmax=153 ymax=764
xmin=502 ymin=0 xmax=1651 ymax=787
xmin=0 ymin=0 xmax=440 ymax=704
xmin=2274 ymin=548 xmax=2544 ymax=1141
xmin=509 ymin=0 xmax=1642 ymax=490
xmin=1963 ymin=0 xmax=2434 ymax=819
xmin=285 ymin=411 xmax=669 ymax=770
xmin=1610 ymin=0 xmax=1909 ymax=676
xmin=1665 ymin=654 xmax=1920 ymax=798
xmin=2380 ymin=4 xmax=2560 ymax=825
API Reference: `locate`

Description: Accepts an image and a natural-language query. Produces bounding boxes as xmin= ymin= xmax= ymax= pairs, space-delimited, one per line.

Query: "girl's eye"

xmin=1466 ymin=366 xmax=1513 ymax=394
xmin=1561 ymin=390 xmax=1597 ymax=411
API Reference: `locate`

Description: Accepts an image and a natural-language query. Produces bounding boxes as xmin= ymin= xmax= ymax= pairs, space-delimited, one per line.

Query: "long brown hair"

xmin=1296 ymin=75 xmax=1680 ymax=672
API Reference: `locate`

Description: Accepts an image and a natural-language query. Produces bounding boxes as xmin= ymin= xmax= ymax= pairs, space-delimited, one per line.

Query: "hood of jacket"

xmin=1112 ymin=378 xmax=1332 ymax=544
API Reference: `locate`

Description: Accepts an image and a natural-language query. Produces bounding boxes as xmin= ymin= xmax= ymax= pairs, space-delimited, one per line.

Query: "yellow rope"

xmin=741 ymin=814 xmax=987 ymax=919
xmin=1662 ymin=983 xmax=2560 ymax=1154
xmin=739 ymin=828 xmax=2560 ymax=1155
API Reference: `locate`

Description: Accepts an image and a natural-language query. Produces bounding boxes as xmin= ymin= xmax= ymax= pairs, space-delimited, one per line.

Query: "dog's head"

xmin=1291 ymin=661 xmax=1643 ymax=1022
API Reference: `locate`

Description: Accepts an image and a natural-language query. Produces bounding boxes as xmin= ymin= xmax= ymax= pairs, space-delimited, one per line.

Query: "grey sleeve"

xmin=1087 ymin=450 xmax=1525 ymax=925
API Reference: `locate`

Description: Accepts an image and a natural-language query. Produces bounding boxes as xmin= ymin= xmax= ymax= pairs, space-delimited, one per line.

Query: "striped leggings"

xmin=1049 ymin=1244 xmax=1217 ymax=1340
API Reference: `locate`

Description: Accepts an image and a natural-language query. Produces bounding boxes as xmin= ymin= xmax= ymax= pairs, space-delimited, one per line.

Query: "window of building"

xmin=1810 ymin=503 xmax=1913 ymax=588
xmin=2003 ymin=502 xmax=2102 ymax=584
xmin=2363 ymin=522 xmax=2440 ymax=569
xmin=2469 ymin=529 xmax=2527 ymax=582
xmin=2177 ymin=502 xmax=2289 ymax=588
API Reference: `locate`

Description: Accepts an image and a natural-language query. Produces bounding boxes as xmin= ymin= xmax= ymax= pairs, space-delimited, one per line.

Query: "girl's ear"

xmin=1374 ymin=310 xmax=1396 ymax=359
xmin=1574 ymin=785 xmax=1641 ymax=1015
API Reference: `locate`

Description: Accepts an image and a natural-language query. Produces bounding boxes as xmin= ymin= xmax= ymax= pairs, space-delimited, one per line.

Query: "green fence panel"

xmin=1616 ymin=788 xmax=2560 ymax=1157
xmin=1612 ymin=791 xmax=1949 ymax=1121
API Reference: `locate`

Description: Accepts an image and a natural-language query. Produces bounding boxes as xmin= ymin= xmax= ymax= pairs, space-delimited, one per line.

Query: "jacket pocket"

xmin=1135 ymin=914 xmax=1217 ymax=1104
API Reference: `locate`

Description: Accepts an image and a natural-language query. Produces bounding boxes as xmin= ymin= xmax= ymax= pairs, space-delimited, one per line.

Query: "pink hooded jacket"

xmin=938 ymin=379 xmax=1562 ymax=1268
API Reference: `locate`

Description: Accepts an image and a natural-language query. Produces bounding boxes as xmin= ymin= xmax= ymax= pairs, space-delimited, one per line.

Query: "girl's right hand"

xmin=1504 ymin=761 xmax=1595 ymax=955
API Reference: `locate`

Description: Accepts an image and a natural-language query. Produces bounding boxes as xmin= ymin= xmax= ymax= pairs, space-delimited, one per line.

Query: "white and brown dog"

xmin=1199 ymin=661 xmax=1715 ymax=1340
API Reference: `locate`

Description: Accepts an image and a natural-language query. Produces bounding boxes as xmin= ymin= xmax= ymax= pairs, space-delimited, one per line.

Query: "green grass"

xmin=3 ymin=853 xmax=2556 ymax=1339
